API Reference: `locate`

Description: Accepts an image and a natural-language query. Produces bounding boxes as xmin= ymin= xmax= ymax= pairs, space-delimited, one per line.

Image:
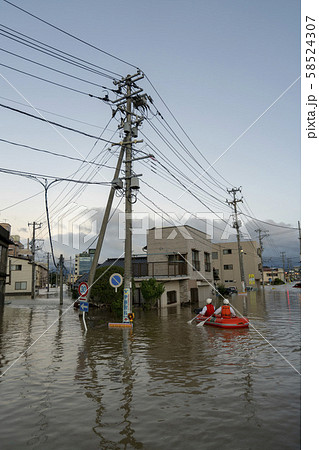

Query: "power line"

xmin=144 ymin=73 xmax=234 ymax=188
xmin=0 ymin=166 xmax=112 ymax=184
xmin=3 ymin=0 xmax=138 ymax=70
xmin=0 ymin=26 xmax=120 ymax=80
xmin=0 ymin=103 xmax=118 ymax=143
xmin=0 ymin=95 xmax=110 ymax=130
xmin=239 ymin=213 xmax=298 ymax=230
xmin=0 ymin=138 xmax=118 ymax=169
xmin=0 ymin=47 xmax=113 ymax=89
xmin=0 ymin=62 xmax=105 ymax=98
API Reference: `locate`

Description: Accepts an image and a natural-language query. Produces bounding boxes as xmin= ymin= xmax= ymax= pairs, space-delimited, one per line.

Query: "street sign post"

xmin=78 ymin=282 xmax=89 ymax=332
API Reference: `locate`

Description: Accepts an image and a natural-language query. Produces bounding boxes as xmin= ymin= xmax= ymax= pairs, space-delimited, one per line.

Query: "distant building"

xmin=262 ymin=267 xmax=285 ymax=284
xmin=211 ymin=240 xmax=260 ymax=290
xmin=0 ymin=224 xmax=12 ymax=304
xmin=75 ymin=249 xmax=96 ymax=278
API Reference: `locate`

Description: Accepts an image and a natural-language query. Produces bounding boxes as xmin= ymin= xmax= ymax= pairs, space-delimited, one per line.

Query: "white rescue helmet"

xmin=223 ymin=299 xmax=230 ymax=305
xmin=206 ymin=298 xmax=212 ymax=304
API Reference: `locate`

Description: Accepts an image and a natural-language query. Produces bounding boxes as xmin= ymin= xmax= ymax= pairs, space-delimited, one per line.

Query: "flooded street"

xmin=0 ymin=286 xmax=301 ymax=449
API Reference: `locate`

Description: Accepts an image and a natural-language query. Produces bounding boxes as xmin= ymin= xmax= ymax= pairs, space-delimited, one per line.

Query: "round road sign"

xmin=78 ymin=282 xmax=89 ymax=297
xmin=109 ymin=273 xmax=123 ymax=288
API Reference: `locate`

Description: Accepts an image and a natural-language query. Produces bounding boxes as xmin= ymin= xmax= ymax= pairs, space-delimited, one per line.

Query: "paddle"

xmin=197 ymin=314 xmax=214 ymax=327
xmin=187 ymin=313 xmax=201 ymax=324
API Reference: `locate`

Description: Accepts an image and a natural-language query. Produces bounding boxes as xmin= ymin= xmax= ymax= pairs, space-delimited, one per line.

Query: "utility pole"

xmin=47 ymin=252 xmax=50 ymax=292
xmin=28 ymin=221 xmax=42 ymax=299
xmin=255 ymin=228 xmax=269 ymax=290
xmin=59 ymin=254 xmax=64 ymax=305
xmin=280 ymin=251 xmax=286 ymax=283
xmin=227 ymin=187 xmax=246 ymax=292
xmin=298 ymin=220 xmax=301 ymax=262
xmin=86 ymin=71 xmax=147 ymax=325
xmin=86 ymin=146 xmax=125 ymax=302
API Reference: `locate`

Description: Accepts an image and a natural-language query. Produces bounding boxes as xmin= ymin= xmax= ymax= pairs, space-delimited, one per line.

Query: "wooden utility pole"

xmin=227 ymin=188 xmax=246 ymax=292
xmin=28 ymin=221 xmax=42 ymax=299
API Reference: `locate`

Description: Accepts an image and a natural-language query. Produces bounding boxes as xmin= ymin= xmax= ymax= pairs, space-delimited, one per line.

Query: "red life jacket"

xmin=221 ymin=305 xmax=231 ymax=318
xmin=205 ymin=304 xmax=215 ymax=316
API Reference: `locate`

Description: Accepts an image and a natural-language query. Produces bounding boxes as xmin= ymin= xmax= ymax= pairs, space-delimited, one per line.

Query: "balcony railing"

xmin=133 ymin=261 xmax=188 ymax=277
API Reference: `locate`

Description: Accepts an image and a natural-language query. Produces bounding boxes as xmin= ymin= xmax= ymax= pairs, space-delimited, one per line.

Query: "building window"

xmin=213 ymin=267 xmax=220 ymax=280
xmin=192 ymin=250 xmax=200 ymax=271
xmin=204 ymin=252 xmax=211 ymax=272
xmin=223 ymin=249 xmax=232 ymax=255
xmin=168 ymin=254 xmax=187 ymax=276
xmin=15 ymin=281 xmax=27 ymax=290
xmin=167 ymin=291 xmax=177 ymax=305
xmin=212 ymin=252 xmax=219 ymax=259
xmin=224 ymin=264 xmax=233 ymax=270
xmin=11 ymin=264 xmax=22 ymax=271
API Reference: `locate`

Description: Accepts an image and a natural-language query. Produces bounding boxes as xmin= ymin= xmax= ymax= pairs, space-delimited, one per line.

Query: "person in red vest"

xmin=200 ymin=298 xmax=215 ymax=317
xmin=214 ymin=299 xmax=236 ymax=317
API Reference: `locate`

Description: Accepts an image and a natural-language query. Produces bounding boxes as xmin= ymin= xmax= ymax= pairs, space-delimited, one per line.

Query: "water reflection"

xmin=0 ymin=288 xmax=300 ymax=450
xmin=75 ymin=325 xmax=143 ymax=449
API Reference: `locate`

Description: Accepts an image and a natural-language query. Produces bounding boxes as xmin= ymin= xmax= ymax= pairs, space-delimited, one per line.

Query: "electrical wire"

xmin=0 ymin=23 xmax=122 ymax=80
xmin=0 ymin=166 xmax=112 ymax=184
xmin=2 ymin=1 xmax=138 ymax=71
xmin=0 ymin=62 xmax=105 ymax=98
xmin=0 ymin=138 xmax=118 ymax=169
xmin=0 ymin=95 xmax=111 ymax=130
xmin=0 ymin=103 xmax=117 ymax=143
xmin=0 ymin=48 xmax=114 ymax=90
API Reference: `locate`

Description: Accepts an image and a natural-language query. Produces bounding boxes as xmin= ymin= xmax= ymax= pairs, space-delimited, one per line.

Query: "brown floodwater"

xmin=0 ymin=285 xmax=301 ymax=449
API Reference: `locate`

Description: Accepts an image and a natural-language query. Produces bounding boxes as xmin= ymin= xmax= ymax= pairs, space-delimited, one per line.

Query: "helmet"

xmin=206 ymin=298 xmax=212 ymax=304
xmin=223 ymin=299 xmax=229 ymax=305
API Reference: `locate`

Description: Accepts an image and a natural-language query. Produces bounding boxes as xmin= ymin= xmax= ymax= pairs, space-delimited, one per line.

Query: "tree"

xmin=140 ymin=278 xmax=165 ymax=309
xmin=90 ymin=265 xmax=125 ymax=314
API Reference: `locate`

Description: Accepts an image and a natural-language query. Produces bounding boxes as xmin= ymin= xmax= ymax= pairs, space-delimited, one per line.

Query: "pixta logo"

xmin=52 ymin=203 xmax=97 ymax=250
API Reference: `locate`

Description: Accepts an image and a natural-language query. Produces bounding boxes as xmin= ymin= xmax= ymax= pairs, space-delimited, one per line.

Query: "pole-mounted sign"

xmin=78 ymin=281 xmax=89 ymax=332
xmin=78 ymin=282 xmax=89 ymax=297
xmin=109 ymin=273 xmax=123 ymax=292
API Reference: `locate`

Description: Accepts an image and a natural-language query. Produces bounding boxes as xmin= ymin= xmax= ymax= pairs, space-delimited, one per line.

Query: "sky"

xmin=0 ymin=0 xmax=302 ymax=267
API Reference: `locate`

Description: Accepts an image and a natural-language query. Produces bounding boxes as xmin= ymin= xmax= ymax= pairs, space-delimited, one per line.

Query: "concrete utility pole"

xmin=227 ymin=187 xmax=246 ymax=292
xmin=298 ymin=220 xmax=301 ymax=262
xmin=280 ymin=251 xmax=286 ymax=282
xmin=59 ymin=254 xmax=64 ymax=305
xmin=86 ymin=72 xmax=146 ymax=324
xmin=255 ymin=228 xmax=269 ymax=289
xmin=28 ymin=221 xmax=42 ymax=299
xmin=47 ymin=252 xmax=50 ymax=292
xmin=86 ymin=146 xmax=125 ymax=302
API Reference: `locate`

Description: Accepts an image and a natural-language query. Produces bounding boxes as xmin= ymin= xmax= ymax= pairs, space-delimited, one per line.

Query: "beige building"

xmin=211 ymin=240 xmax=261 ymax=291
xmin=6 ymin=256 xmax=48 ymax=296
xmin=133 ymin=225 xmax=261 ymax=308
xmin=262 ymin=267 xmax=285 ymax=284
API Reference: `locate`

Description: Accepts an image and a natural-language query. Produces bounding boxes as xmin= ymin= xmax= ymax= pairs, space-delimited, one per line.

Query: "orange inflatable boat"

xmin=195 ymin=314 xmax=249 ymax=329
